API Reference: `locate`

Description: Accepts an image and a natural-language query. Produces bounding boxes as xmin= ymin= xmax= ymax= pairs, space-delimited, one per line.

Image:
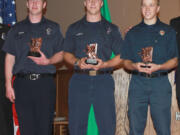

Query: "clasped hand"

xmin=135 ymin=62 xmax=161 ymax=74
xmin=78 ymin=57 xmax=104 ymax=71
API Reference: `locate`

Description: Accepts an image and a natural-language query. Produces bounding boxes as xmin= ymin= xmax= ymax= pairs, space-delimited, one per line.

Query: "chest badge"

xmin=76 ymin=32 xmax=84 ymax=36
xmin=159 ymin=30 xmax=165 ymax=36
xmin=18 ymin=32 xmax=25 ymax=35
xmin=46 ymin=28 xmax=52 ymax=35
xmin=107 ymin=27 xmax=112 ymax=34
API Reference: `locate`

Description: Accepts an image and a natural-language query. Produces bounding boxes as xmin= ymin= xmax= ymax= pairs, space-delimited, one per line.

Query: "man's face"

xmin=27 ymin=0 xmax=46 ymax=16
xmin=84 ymin=0 xmax=103 ymax=15
xmin=141 ymin=0 xmax=160 ymax=21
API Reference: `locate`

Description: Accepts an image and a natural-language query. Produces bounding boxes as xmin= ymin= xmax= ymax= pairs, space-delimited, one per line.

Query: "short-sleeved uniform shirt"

xmin=0 ymin=24 xmax=9 ymax=80
xmin=2 ymin=17 xmax=63 ymax=74
xmin=121 ymin=19 xmax=178 ymax=73
xmin=0 ymin=24 xmax=10 ymax=98
xmin=63 ymin=16 xmax=123 ymax=70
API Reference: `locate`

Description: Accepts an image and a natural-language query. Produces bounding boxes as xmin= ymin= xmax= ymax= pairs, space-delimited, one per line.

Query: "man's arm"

xmin=64 ymin=52 xmax=93 ymax=69
xmin=146 ymin=57 xmax=178 ymax=74
xmin=28 ymin=50 xmax=63 ymax=65
xmin=5 ymin=53 xmax=15 ymax=103
xmin=93 ymin=55 xmax=123 ymax=70
xmin=123 ymin=57 xmax=178 ymax=74
xmin=123 ymin=59 xmax=149 ymax=73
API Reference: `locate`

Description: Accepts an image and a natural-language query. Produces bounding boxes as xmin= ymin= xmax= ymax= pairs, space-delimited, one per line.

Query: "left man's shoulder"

xmin=43 ymin=18 xmax=62 ymax=35
xmin=103 ymin=19 xmax=119 ymax=30
xmin=170 ymin=16 xmax=180 ymax=24
xmin=159 ymin=21 xmax=175 ymax=32
xmin=102 ymin=19 xmax=120 ymax=35
xmin=44 ymin=18 xmax=60 ymax=29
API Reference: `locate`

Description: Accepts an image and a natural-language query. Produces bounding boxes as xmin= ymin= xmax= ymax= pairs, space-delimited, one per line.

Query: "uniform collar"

xmin=140 ymin=18 xmax=161 ymax=28
xmin=25 ymin=16 xmax=46 ymax=26
xmin=82 ymin=15 xmax=106 ymax=25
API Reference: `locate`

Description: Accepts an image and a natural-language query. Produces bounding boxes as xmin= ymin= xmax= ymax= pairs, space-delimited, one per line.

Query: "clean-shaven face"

xmin=27 ymin=0 xmax=46 ymax=16
xmin=141 ymin=0 xmax=160 ymax=21
xmin=84 ymin=0 xmax=103 ymax=15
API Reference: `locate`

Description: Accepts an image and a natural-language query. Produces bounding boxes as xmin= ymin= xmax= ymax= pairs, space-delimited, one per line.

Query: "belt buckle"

xmin=145 ymin=73 xmax=151 ymax=78
xmin=29 ymin=74 xmax=40 ymax=80
xmin=89 ymin=70 xmax=97 ymax=76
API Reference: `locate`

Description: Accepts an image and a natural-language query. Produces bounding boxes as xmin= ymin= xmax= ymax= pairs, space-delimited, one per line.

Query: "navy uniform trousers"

xmin=13 ymin=77 xmax=56 ymax=135
xmin=128 ymin=75 xmax=171 ymax=135
xmin=68 ymin=73 xmax=116 ymax=135
xmin=0 ymin=80 xmax=14 ymax=135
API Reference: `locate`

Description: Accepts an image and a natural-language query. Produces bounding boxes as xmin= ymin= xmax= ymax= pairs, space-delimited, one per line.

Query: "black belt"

xmin=74 ymin=70 xmax=113 ymax=76
xmin=15 ymin=73 xmax=55 ymax=80
xmin=132 ymin=71 xmax=168 ymax=78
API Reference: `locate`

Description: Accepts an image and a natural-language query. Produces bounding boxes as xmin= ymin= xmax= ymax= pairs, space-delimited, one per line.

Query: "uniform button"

xmin=155 ymin=40 xmax=158 ymax=43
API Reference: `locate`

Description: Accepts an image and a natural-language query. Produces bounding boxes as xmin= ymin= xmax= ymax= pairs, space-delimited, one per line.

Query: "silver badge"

xmin=18 ymin=32 xmax=24 ymax=35
xmin=76 ymin=32 xmax=84 ymax=36
xmin=46 ymin=28 xmax=52 ymax=35
xmin=107 ymin=27 xmax=112 ymax=34
xmin=1 ymin=33 xmax=6 ymax=40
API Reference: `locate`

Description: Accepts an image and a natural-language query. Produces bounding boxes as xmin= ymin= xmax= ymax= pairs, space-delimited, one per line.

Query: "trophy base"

xmin=27 ymin=52 xmax=41 ymax=57
xmin=85 ymin=59 xmax=98 ymax=65
xmin=141 ymin=62 xmax=151 ymax=68
xmin=140 ymin=65 xmax=151 ymax=68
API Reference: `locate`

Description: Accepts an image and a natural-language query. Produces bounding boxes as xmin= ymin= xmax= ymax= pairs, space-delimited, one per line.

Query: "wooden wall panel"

xmin=55 ymin=70 xmax=73 ymax=119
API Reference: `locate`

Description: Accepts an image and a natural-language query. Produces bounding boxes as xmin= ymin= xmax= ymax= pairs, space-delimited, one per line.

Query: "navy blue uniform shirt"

xmin=63 ymin=16 xmax=123 ymax=70
xmin=0 ymin=24 xmax=10 ymax=80
xmin=121 ymin=19 xmax=178 ymax=73
xmin=0 ymin=24 xmax=10 ymax=98
xmin=2 ymin=17 xmax=64 ymax=74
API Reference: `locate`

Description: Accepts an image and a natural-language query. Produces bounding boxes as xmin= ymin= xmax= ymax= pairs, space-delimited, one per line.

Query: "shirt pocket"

xmin=73 ymin=34 xmax=87 ymax=58
xmin=153 ymin=36 xmax=168 ymax=63
xmin=14 ymin=32 xmax=30 ymax=54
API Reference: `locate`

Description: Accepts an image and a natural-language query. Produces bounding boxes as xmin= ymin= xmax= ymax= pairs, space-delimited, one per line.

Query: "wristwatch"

xmin=74 ymin=59 xmax=79 ymax=66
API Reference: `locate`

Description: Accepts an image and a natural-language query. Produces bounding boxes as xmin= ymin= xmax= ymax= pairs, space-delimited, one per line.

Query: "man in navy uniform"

xmin=0 ymin=24 xmax=14 ymax=135
xmin=63 ymin=0 xmax=123 ymax=134
xmin=170 ymin=17 xmax=180 ymax=110
xmin=122 ymin=0 xmax=178 ymax=135
xmin=2 ymin=0 xmax=64 ymax=135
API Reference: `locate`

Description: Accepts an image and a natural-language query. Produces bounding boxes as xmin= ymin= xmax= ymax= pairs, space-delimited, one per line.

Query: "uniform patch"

xmin=159 ymin=30 xmax=165 ymax=36
xmin=46 ymin=28 xmax=52 ymax=35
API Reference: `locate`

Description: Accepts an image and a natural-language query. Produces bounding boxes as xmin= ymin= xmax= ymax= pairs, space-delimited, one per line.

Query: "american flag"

xmin=0 ymin=0 xmax=16 ymax=26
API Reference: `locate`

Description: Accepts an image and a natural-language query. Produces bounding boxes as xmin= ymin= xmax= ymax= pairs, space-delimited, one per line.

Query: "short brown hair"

xmin=141 ymin=0 xmax=160 ymax=6
xmin=27 ymin=0 xmax=47 ymax=2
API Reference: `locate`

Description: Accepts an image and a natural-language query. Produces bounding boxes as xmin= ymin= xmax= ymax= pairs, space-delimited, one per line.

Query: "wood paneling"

xmin=55 ymin=70 xmax=73 ymax=118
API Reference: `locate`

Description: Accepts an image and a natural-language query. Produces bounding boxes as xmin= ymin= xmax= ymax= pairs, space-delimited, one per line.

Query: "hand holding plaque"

xmin=139 ymin=46 xmax=153 ymax=68
xmin=27 ymin=38 xmax=42 ymax=57
xmin=85 ymin=43 xmax=98 ymax=65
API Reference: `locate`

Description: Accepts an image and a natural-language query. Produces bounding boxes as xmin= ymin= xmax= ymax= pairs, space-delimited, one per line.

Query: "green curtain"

xmin=86 ymin=1 xmax=114 ymax=135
